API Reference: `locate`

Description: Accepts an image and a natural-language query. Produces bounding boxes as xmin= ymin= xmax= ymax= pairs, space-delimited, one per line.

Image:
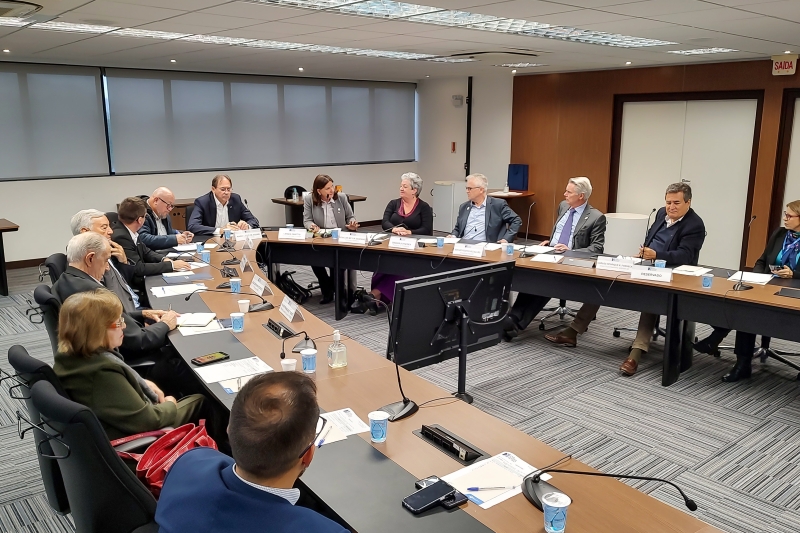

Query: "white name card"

xmin=338 ymin=232 xmax=368 ymax=245
xmin=278 ymin=228 xmax=307 ymax=241
xmin=631 ymin=265 xmax=673 ymax=282
xmin=596 ymin=256 xmax=636 ymax=273
xmin=249 ymin=274 xmax=273 ymax=296
xmin=452 ymin=243 xmax=486 ymax=258
xmin=279 ymin=295 xmax=304 ymax=323
xmin=388 ymin=236 xmax=416 ymax=251
xmin=243 ymin=236 xmax=255 ymax=250
xmin=239 ymin=254 xmax=253 ymax=273
xmin=234 ymin=228 xmax=262 ymax=241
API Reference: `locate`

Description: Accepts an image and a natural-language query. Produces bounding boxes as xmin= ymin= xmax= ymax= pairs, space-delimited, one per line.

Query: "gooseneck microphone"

xmin=184 ymin=288 xmax=273 ymax=313
xmin=279 ymin=330 xmax=315 ymax=359
xmin=733 ymin=215 xmax=758 ymax=291
xmin=191 ymin=254 xmax=237 ymax=278
xmin=523 ymin=468 xmax=697 ymax=512
xmin=217 ymin=246 xmax=240 ymax=266
xmin=367 ymin=223 xmax=407 ymax=246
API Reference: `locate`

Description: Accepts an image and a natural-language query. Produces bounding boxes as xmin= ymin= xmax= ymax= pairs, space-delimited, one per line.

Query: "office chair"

xmin=184 ymin=204 xmax=194 ymax=226
xmin=44 ymin=253 xmax=67 ymax=284
xmin=5 ymin=345 xmax=71 ymax=515
xmin=538 ymin=299 xmax=578 ymax=331
xmin=105 ymin=211 xmax=119 ymax=226
xmin=716 ymin=336 xmax=800 ymax=379
xmin=33 ymin=285 xmax=61 ymax=356
xmin=30 ymin=381 xmax=159 ymax=533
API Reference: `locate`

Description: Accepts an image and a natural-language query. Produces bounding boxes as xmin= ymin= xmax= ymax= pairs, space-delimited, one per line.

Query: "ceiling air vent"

xmin=0 ymin=1 xmax=41 ymax=18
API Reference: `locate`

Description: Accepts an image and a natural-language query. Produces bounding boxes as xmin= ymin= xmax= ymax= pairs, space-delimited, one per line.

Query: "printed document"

xmin=321 ymin=408 xmax=369 ymax=436
xmin=195 ymin=357 xmax=273 ymax=384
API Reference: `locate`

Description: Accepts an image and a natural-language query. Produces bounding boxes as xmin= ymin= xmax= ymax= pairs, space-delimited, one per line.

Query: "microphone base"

xmin=249 ymin=302 xmax=274 ymax=312
xmin=292 ymin=337 xmax=317 ymax=353
xmin=453 ymin=391 xmax=474 ymax=404
xmin=732 ymin=283 xmax=753 ymax=291
xmin=221 ymin=268 xmax=239 ymax=278
xmin=221 ymin=258 xmax=239 ymax=265
xmin=522 ymin=477 xmax=565 ymax=512
xmin=379 ymin=399 xmax=418 ymax=422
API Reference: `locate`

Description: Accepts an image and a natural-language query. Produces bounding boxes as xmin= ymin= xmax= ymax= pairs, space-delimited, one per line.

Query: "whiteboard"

xmin=783 ymin=99 xmax=800 ymax=210
xmin=616 ymin=99 xmax=757 ymax=270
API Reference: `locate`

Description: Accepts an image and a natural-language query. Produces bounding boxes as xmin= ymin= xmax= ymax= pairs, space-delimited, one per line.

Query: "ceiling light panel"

xmin=495 ymin=63 xmax=546 ymax=68
xmin=0 ymin=18 xmax=30 ymax=27
xmin=111 ymin=29 xmax=190 ymax=40
xmin=30 ymin=21 xmax=118 ymax=34
xmin=667 ymin=48 xmax=738 ymax=55
xmin=247 ymin=0 xmax=676 ymax=47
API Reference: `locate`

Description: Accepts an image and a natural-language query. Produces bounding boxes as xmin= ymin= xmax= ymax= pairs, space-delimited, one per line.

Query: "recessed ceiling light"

xmin=786 ymin=50 xmax=792 ymax=54
xmin=667 ymin=48 xmax=738 ymax=55
xmin=425 ymin=75 xmax=430 ymax=77
xmin=625 ymin=61 xmax=631 ymax=65
xmin=298 ymin=67 xmax=304 ymax=71
xmin=2 ymin=49 xmax=9 ymax=53
xmin=170 ymin=59 xmax=176 ymax=63
xmin=511 ymin=69 xmax=517 ymax=73
xmin=250 ymin=0 xmax=676 ymax=48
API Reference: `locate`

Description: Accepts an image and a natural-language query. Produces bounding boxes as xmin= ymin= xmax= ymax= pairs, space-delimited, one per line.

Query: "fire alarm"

xmin=452 ymin=95 xmax=464 ymax=107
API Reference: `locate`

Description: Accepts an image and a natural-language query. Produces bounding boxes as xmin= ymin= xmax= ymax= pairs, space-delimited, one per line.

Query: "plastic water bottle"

xmin=327 ymin=330 xmax=347 ymax=368
xmin=291 ymin=189 xmax=299 ymax=201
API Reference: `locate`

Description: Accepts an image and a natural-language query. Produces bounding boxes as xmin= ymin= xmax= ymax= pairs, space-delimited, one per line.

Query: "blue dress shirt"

xmin=552 ymin=202 xmax=587 ymax=249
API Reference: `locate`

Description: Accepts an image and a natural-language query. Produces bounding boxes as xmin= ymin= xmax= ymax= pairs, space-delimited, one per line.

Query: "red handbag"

xmin=112 ymin=420 xmax=217 ymax=498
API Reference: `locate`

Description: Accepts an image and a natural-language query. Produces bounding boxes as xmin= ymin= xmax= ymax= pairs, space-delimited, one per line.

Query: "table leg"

xmin=679 ymin=321 xmax=696 ymax=373
xmin=334 ymin=250 xmax=345 ymax=321
xmin=0 ymin=233 xmax=7 ymax=297
xmin=662 ymin=294 xmax=681 ymax=386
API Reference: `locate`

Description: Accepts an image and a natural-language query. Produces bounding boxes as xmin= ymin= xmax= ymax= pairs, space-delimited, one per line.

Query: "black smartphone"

xmin=402 ymin=480 xmax=456 ymax=514
xmin=414 ymin=476 xmax=440 ymax=490
xmin=219 ymin=318 xmax=233 ymax=329
xmin=191 ymin=351 xmax=229 ymax=366
xmin=441 ymin=490 xmax=468 ymax=509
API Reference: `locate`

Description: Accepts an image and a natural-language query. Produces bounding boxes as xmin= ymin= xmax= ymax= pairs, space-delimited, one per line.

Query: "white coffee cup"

xmin=237 ymin=299 xmax=249 ymax=313
xmin=281 ymin=359 xmax=297 ymax=371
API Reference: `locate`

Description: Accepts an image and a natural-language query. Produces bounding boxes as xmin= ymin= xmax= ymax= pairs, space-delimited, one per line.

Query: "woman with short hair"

xmin=54 ymin=289 xmax=204 ymax=439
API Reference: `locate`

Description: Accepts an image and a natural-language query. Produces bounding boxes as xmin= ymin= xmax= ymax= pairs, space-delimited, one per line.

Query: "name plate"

xmin=338 ymin=232 xmax=368 ymax=245
xmin=388 ymin=236 xmax=416 ymax=251
xmin=278 ymin=228 xmax=308 ymax=241
xmin=452 ymin=243 xmax=486 ymax=258
xmin=239 ymin=254 xmax=253 ymax=273
xmin=631 ymin=265 xmax=673 ymax=282
xmin=235 ymin=228 xmax=262 ymax=241
xmin=249 ymin=274 xmax=273 ymax=296
xmin=596 ymin=256 xmax=635 ymax=273
xmin=279 ymin=295 xmax=304 ymax=322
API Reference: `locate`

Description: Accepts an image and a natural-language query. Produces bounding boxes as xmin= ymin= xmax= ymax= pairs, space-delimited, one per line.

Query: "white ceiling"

xmin=0 ymin=0 xmax=798 ymax=81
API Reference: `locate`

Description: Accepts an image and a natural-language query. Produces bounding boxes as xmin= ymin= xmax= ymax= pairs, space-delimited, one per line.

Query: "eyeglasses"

xmin=784 ymin=212 xmax=799 ymax=220
xmin=298 ymin=416 xmax=327 ymax=458
xmin=108 ymin=317 xmax=125 ymax=329
xmin=465 ymin=186 xmax=482 ymax=192
xmin=155 ymin=197 xmax=175 ymax=210
xmin=216 ymin=187 xmax=232 ymax=193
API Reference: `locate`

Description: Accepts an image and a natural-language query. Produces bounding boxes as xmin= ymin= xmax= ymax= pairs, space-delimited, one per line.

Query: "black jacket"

xmin=112 ymin=223 xmax=174 ymax=287
xmin=52 ymin=267 xmax=170 ymax=361
xmin=187 ymin=191 xmax=259 ymax=235
xmin=754 ymin=227 xmax=800 ymax=278
xmin=382 ymin=199 xmax=433 ymax=235
xmin=644 ymin=207 xmax=706 ymax=267
xmin=138 ymin=195 xmax=180 ymax=250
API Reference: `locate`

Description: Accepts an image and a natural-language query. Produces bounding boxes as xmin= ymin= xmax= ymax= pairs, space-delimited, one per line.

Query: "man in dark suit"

xmin=52 ymin=233 xmax=178 ymax=362
xmin=138 ymin=187 xmax=194 ymax=250
xmin=504 ymin=177 xmax=606 ymax=338
xmin=157 ymin=372 xmax=348 ymax=533
xmin=449 ymin=173 xmax=521 ymax=243
xmin=187 ymin=174 xmax=259 ymax=235
xmin=112 ymin=197 xmax=190 ymax=290
xmin=546 ymin=182 xmax=705 ymax=376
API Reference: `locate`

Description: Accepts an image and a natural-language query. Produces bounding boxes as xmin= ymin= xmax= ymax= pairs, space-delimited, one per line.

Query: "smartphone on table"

xmin=191 ymin=351 xmax=229 ymax=366
xmin=402 ymin=480 xmax=456 ymax=514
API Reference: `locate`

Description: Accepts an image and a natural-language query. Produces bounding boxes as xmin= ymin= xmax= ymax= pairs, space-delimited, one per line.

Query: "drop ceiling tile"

xmin=95 ymin=39 xmax=214 ymax=60
xmin=652 ymin=7 xmax=767 ymax=25
xmin=0 ymin=29 xmax=96 ymax=54
xmin=214 ymin=22 xmax=332 ymax=39
xmin=533 ymin=10 xmax=633 ymax=25
xmin=346 ymin=34 xmax=450 ymax=47
xmin=52 ymin=13 xmax=155 ymax=29
xmin=279 ymin=30 xmax=384 ymax=45
xmin=465 ymin=0 xmax=581 ymax=19
xmin=135 ymin=21 xmax=231 ymax=34
xmin=198 ymin=1 xmax=308 ymax=21
xmin=30 ymin=34 xmax=151 ymax=57
xmin=110 ymin=0 xmax=228 ymax=10
xmin=738 ymin=0 xmax=800 ymax=21
xmin=70 ymin=1 xmax=187 ymax=23
xmin=694 ymin=16 xmax=800 ymax=43
xmin=155 ymin=12 xmax=265 ymax=31
xmin=277 ymin=12 xmax=387 ymax=28
xmin=601 ymin=0 xmax=722 ymax=17
xmin=338 ymin=20 xmax=436 ymax=34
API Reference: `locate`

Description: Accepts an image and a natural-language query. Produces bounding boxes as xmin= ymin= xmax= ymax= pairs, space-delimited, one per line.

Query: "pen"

xmin=317 ymin=425 xmax=333 ymax=448
xmin=466 ymin=486 xmax=518 ymax=492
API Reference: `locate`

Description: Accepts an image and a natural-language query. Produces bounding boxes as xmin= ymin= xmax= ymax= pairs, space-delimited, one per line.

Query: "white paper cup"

xmin=237 ymin=299 xmax=249 ymax=313
xmin=368 ymin=411 xmax=390 ymax=443
xmin=281 ymin=359 xmax=297 ymax=371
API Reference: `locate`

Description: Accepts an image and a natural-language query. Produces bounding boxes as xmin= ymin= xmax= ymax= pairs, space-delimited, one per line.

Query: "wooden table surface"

xmin=271 ymin=195 xmax=368 ymax=206
xmin=0 ymin=219 xmax=19 ymax=232
xmin=172 ymin=236 xmax=721 ymax=533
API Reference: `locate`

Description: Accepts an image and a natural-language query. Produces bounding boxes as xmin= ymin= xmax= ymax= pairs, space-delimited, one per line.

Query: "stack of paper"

xmin=321 ymin=408 xmax=370 ymax=435
xmin=178 ymin=320 xmax=226 ymax=336
xmin=522 ymin=245 xmax=555 ymax=254
xmin=727 ymin=272 xmax=774 ymax=285
xmin=531 ymin=254 xmax=563 ymax=264
xmin=149 ymin=283 xmax=206 ymax=298
xmin=484 ymin=243 xmax=503 ymax=251
xmin=177 ymin=313 xmax=216 ymax=327
xmin=673 ymin=265 xmax=713 ymax=277
xmin=174 ymin=244 xmax=199 ymax=252
xmin=195 ymin=356 xmax=273 ymax=384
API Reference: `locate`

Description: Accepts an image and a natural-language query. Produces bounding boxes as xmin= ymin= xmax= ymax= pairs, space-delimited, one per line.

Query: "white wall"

xmin=471 ymin=74 xmax=513 ymax=189
xmin=0 ymin=162 xmax=415 ymax=262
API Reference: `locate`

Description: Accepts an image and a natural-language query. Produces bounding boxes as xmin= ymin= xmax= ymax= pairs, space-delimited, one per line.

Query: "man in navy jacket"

xmin=156 ymin=372 xmax=348 ymax=533
xmin=449 ymin=173 xmax=521 ymax=243
xmin=138 ymin=188 xmax=193 ymax=250
xmin=187 ymin=175 xmax=259 ymax=235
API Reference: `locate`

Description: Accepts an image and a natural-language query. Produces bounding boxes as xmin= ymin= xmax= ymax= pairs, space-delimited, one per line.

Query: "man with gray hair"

xmin=545 ymin=182 xmax=705 ymax=377
xmin=450 ymin=173 xmax=521 ymax=243
xmin=504 ymin=177 xmax=607 ymax=339
xmin=139 ymin=187 xmax=194 ymax=250
xmin=53 ymin=233 xmax=178 ymax=364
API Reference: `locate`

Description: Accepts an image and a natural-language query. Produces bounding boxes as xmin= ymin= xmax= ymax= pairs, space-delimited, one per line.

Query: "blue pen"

xmin=317 ymin=425 xmax=333 ymax=448
xmin=466 ymin=486 xmax=517 ymax=492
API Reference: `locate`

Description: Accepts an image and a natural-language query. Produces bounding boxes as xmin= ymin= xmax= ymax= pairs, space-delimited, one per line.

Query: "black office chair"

xmin=30 ymin=380 xmax=159 ymax=533
xmin=5 ymin=345 xmax=71 ymax=515
xmin=184 ymin=204 xmax=194 ymax=227
xmin=716 ymin=336 xmax=800 ymax=379
xmin=538 ymin=299 xmax=578 ymax=331
xmin=105 ymin=211 xmax=119 ymax=226
xmin=33 ymin=285 xmax=61 ymax=356
xmin=44 ymin=253 xmax=67 ymax=284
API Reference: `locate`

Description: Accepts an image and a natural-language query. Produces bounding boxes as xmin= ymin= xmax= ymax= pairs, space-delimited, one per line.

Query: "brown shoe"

xmin=619 ymin=358 xmax=638 ymax=376
xmin=544 ymin=331 xmax=577 ymax=347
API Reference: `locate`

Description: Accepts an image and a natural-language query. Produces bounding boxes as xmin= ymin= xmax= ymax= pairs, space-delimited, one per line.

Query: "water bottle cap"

xmin=333 ymin=330 xmax=340 ymax=341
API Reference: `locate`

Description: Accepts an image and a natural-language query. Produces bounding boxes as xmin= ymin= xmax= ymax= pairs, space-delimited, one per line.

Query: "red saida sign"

xmin=772 ymin=55 xmax=797 ymax=76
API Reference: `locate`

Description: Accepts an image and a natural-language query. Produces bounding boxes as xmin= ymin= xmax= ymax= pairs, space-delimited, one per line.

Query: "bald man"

xmin=138 ymin=188 xmax=194 ymax=250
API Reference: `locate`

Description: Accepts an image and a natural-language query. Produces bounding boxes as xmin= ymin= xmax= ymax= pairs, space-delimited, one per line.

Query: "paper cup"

xmin=301 ymin=348 xmax=317 ymax=373
xmin=542 ymin=492 xmax=571 ymax=533
xmin=237 ymin=299 xmax=249 ymax=313
xmin=230 ymin=278 xmax=241 ymax=293
xmin=195 ymin=242 xmax=204 ymax=253
xmin=654 ymin=259 xmax=667 ymax=268
xmin=230 ymin=312 xmax=244 ymax=333
xmin=331 ymin=228 xmax=340 ymax=239
xmin=368 ymin=411 xmax=390 ymax=443
xmin=436 ymin=236 xmax=444 ymax=248
xmin=223 ymin=228 xmax=232 ymax=240
xmin=201 ymin=250 xmax=211 ymax=263
xmin=702 ymin=273 xmax=713 ymax=288
xmin=281 ymin=359 xmax=297 ymax=371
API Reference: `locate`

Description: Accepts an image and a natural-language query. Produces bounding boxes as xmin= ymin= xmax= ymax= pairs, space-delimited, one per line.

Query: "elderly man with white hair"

xmin=138 ymin=187 xmax=194 ymax=250
xmin=449 ymin=173 xmax=521 ymax=243
xmin=504 ymin=177 xmax=607 ymax=340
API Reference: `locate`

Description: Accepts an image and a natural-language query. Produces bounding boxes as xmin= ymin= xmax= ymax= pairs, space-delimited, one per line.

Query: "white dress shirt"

xmin=322 ymin=199 xmax=337 ymax=229
xmin=233 ymin=465 xmax=300 ymax=505
xmin=126 ymin=226 xmax=139 ymax=245
xmin=155 ymin=217 xmax=167 ymax=236
xmin=214 ymin=196 xmax=229 ymax=229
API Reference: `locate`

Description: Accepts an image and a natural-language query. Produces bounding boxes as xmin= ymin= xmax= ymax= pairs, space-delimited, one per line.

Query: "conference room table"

xmin=261 ymin=231 xmax=800 ymax=387
xmin=147 ymin=238 xmax=721 ymax=533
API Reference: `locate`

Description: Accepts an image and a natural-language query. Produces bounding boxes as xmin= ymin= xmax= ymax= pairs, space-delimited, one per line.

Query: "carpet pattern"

xmin=1 ymin=258 xmax=800 ymax=533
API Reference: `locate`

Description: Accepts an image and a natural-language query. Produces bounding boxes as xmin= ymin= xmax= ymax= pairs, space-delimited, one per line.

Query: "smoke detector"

xmin=0 ymin=1 xmax=41 ymax=18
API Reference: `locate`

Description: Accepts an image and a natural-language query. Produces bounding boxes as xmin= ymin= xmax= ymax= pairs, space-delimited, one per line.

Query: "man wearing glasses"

xmin=448 ymin=173 xmax=522 ymax=244
xmin=157 ymin=372 xmax=348 ymax=533
xmin=138 ymin=187 xmax=194 ymax=250
xmin=112 ymin=197 xmax=191 ymax=289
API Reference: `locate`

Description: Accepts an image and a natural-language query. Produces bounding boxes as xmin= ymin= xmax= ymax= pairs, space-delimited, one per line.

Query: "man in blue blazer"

xmin=138 ymin=188 xmax=194 ymax=250
xmin=156 ymin=372 xmax=348 ymax=533
xmin=449 ymin=173 xmax=522 ymax=243
xmin=187 ymin=175 xmax=260 ymax=235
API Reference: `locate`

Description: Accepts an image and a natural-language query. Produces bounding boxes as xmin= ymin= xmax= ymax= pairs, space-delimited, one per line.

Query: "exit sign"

xmin=772 ymin=55 xmax=797 ymax=76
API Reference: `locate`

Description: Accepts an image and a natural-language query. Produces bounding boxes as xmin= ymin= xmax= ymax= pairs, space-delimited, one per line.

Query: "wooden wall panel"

xmin=511 ymin=60 xmax=800 ymax=265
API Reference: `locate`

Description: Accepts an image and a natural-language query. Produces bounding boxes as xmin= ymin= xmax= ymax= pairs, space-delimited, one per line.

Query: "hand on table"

xmin=171 ymin=260 xmax=191 ymax=271
xmin=639 ymin=246 xmax=657 ymax=261
xmin=553 ymin=244 xmax=568 ymax=252
xmin=774 ymin=266 xmax=794 ymax=278
xmin=346 ymin=220 xmax=359 ymax=231
xmin=392 ymin=227 xmax=411 ymax=236
xmin=236 ymin=221 xmax=250 ymax=230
